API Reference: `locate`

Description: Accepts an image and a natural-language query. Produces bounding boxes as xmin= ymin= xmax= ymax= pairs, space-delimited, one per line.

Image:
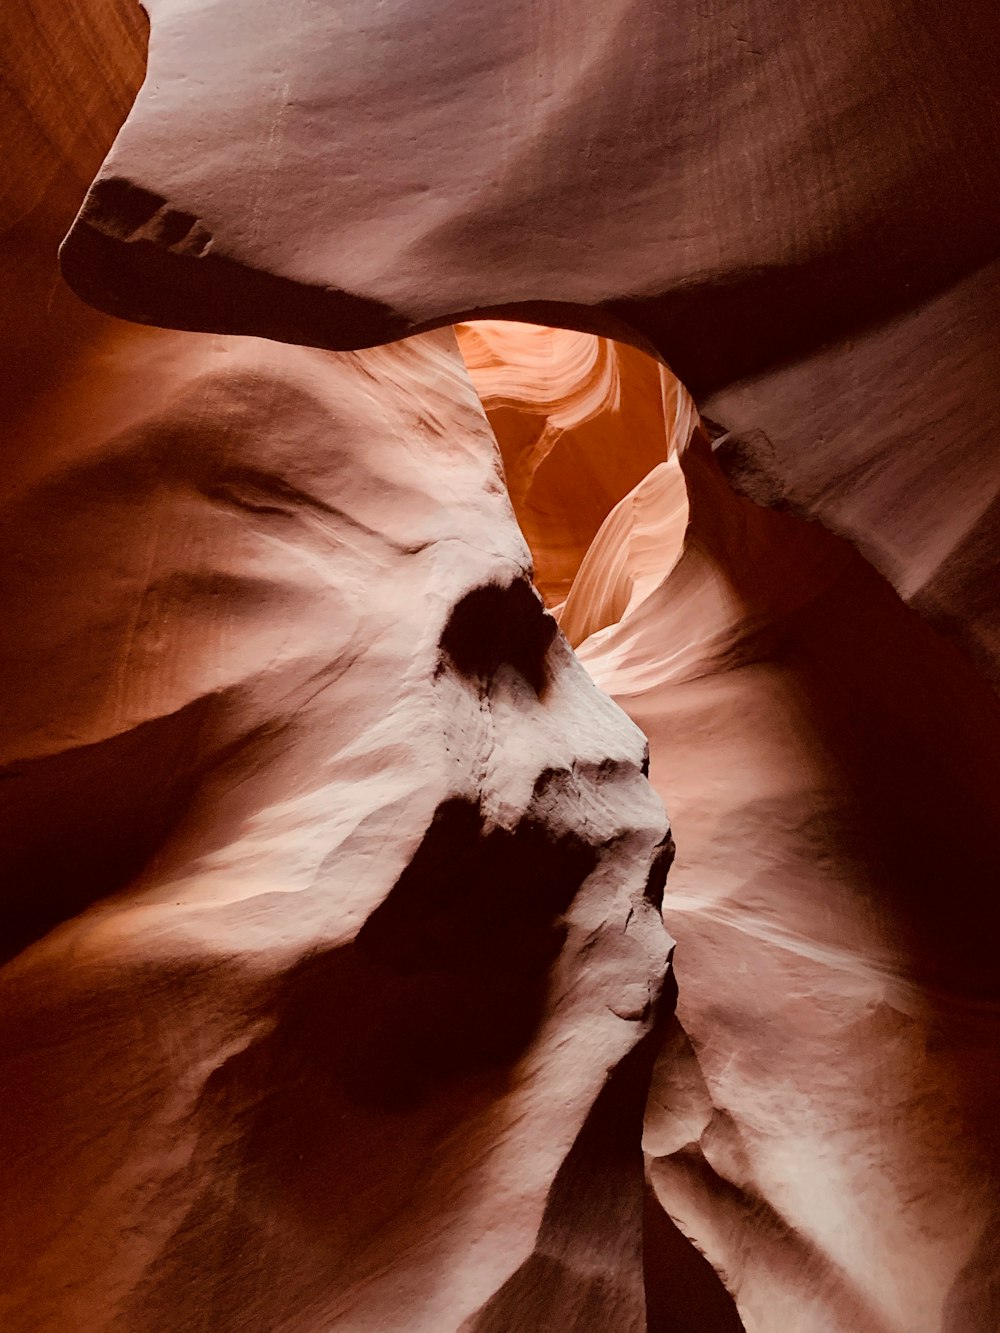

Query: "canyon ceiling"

xmin=2 ymin=1 xmax=999 ymax=1330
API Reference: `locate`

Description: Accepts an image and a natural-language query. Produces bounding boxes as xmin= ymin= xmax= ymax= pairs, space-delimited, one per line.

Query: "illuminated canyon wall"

xmin=3 ymin=0 xmax=999 ymax=1330
xmin=2 ymin=12 xmax=674 ymax=1329
xmin=458 ymin=323 xmax=1000 ymax=1333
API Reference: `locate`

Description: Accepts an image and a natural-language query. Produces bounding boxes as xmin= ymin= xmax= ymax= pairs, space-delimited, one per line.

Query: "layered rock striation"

xmin=5 ymin=0 xmax=1000 ymax=1329
xmin=456 ymin=321 xmax=695 ymax=608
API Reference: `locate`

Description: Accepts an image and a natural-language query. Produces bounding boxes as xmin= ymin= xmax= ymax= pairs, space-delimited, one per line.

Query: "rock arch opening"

xmin=4 ymin=0 xmax=1000 ymax=1326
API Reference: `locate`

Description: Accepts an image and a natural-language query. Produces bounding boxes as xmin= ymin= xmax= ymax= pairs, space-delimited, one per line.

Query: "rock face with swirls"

xmin=59 ymin=0 xmax=1000 ymax=689
xmin=455 ymin=322 xmax=693 ymax=607
xmin=5 ymin=0 xmax=1000 ymax=1329
xmin=0 ymin=333 xmax=675 ymax=1333
xmin=464 ymin=320 xmax=1000 ymax=1333
xmin=1 ymin=14 xmax=673 ymax=1330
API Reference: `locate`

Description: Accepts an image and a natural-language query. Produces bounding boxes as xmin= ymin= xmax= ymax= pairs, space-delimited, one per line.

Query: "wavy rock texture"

xmin=456 ymin=321 xmax=696 ymax=607
xmin=8 ymin=0 xmax=1000 ymax=1329
xmin=59 ymin=0 xmax=1000 ymax=692
xmin=59 ymin=0 xmax=1000 ymax=391
xmin=470 ymin=322 xmax=1000 ymax=1331
xmin=1 ymin=15 xmax=674 ymax=1330
xmin=701 ymin=260 xmax=1000 ymax=690
xmin=584 ymin=436 xmax=1000 ymax=1333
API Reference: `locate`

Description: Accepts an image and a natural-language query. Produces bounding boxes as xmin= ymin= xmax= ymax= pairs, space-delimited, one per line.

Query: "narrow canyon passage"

xmin=458 ymin=321 xmax=1000 ymax=1333
xmin=5 ymin=1 xmax=1000 ymax=1329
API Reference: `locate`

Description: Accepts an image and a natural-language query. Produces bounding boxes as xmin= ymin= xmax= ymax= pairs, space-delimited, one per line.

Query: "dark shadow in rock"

xmin=643 ymin=1179 xmax=745 ymax=1333
xmin=463 ymin=1023 xmax=667 ymax=1333
xmin=61 ymin=189 xmax=409 ymax=351
xmin=711 ymin=428 xmax=795 ymax=513
xmin=461 ymin=976 xmax=741 ymax=1333
xmin=941 ymin=1207 xmax=1000 ymax=1332
xmin=0 ymin=695 xmax=221 ymax=965
xmin=352 ymin=796 xmax=597 ymax=1104
xmin=912 ymin=487 xmax=1000 ymax=694
xmin=440 ymin=578 xmax=557 ymax=694
xmin=121 ymin=795 xmax=602 ymax=1329
xmin=641 ymin=835 xmax=675 ymax=914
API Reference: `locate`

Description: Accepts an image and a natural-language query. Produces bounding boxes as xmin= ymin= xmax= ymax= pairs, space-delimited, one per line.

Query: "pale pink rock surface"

xmin=471 ymin=324 xmax=1000 ymax=1331
xmin=1 ymin=328 xmax=674 ymax=1333
xmin=1 ymin=17 xmax=674 ymax=1329
xmin=5 ymin=0 xmax=1000 ymax=1328
xmin=581 ymin=435 xmax=1000 ymax=1333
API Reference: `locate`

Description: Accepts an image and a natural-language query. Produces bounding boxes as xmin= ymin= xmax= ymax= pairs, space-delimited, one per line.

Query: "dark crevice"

xmin=643 ymin=1181 xmax=746 ymax=1333
xmin=642 ymin=835 xmax=675 ymax=914
xmin=464 ymin=1015 xmax=672 ymax=1333
xmin=440 ymin=577 xmax=557 ymax=694
xmin=122 ymin=795 xmax=605 ymax=1329
xmin=0 ymin=695 xmax=220 ymax=964
xmin=61 ymin=189 xmax=409 ymax=350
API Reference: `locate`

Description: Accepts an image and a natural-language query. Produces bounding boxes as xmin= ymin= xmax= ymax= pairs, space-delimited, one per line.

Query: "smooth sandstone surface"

xmin=582 ymin=435 xmax=1000 ymax=1333
xmin=59 ymin=0 xmax=1000 ymax=394
xmin=5 ymin=0 xmax=1000 ymax=1329
xmin=2 ymin=15 xmax=676 ymax=1329
xmin=1 ymin=329 xmax=675 ymax=1333
xmin=472 ymin=321 xmax=1000 ymax=1331
xmin=59 ymin=0 xmax=1000 ymax=686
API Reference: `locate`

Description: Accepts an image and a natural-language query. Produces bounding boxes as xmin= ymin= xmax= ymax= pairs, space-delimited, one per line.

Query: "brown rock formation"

xmin=456 ymin=321 xmax=695 ymax=607
xmin=701 ymin=260 xmax=1000 ymax=688
xmin=2 ymin=13 xmax=674 ymax=1329
xmin=469 ymin=321 xmax=1000 ymax=1330
xmin=0 ymin=329 xmax=674 ymax=1332
xmin=59 ymin=0 xmax=1000 ymax=392
xmin=59 ymin=0 xmax=1000 ymax=687
xmin=6 ymin=0 xmax=1000 ymax=1329
xmin=581 ymin=432 xmax=1000 ymax=1333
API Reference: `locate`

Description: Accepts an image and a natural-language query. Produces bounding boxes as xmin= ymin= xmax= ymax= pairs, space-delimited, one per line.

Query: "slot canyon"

xmin=2 ymin=2 xmax=999 ymax=1331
